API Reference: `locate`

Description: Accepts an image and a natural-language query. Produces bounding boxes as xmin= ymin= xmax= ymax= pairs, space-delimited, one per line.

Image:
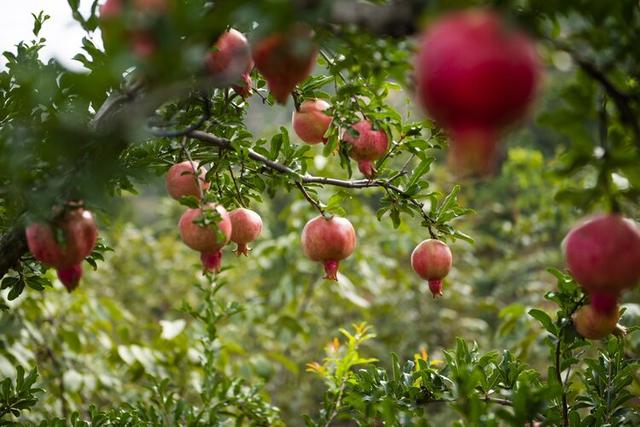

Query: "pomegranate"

xmin=342 ymin=120 xmax=389 ymax=178
xmin=165 ymin=161 xmax=210 ymax=200
xmin=301 ymin=215 xmax=356 ymax=280
xmin=206 ymin=28 xmax=254 ymax=96
xmin=411 ymin=239 xmax=452 ymax=298
xmin=229 ymin=208 xmax=263 ymax=256
xmin=572 ymin=304 xmax=620 ymax=340
xmin=178 ymin=204 xmax=232 ymax=273
xmin=252 ymin=25 xmax=317 ymax=104
xmin=292 ymin=99 xmax=332 ymax=144
xmin=564 ymin=214 xmax=640 ymax=295
xmin=415 ymin=9 xmax=540 ymax=177
xmin=26 ymin=208 xmax=98 ymax=292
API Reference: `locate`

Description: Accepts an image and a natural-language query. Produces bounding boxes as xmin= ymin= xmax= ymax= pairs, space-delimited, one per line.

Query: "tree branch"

xmin=187 ymin=129 xmax=437 ymax=231
xmin=551 ymin=40 xmax=640 ymax=147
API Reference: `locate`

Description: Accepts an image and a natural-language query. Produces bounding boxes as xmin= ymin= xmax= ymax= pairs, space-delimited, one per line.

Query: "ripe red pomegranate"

xmin=301 ymin=215 xmax=356 ymax=280
xmin=415 ymin=9 xmax=540 ymax=177
xmin=292 ymin=99 xmax=332 ymax=144
xmin=342 ymin=120 xmax=389 ymax=178
xmin=564 ymin=214 xmax=640 ymax=297
xmin=572 ymin=304 xmax=620 ymax=340
xmin=206 ymin=28 xmax=254 ymax=97
xmin=26 ymin=208 xmax=98 ymax=291
xmin=165 ymin=161 xmax=210 ymax=200
xmin=229 ymin=208 xmax=263 ymax=256
xmin=252 ymin=25 xmax=317 ymax=104
xmin=411 ymin=239 xmax=452 ymax=298
xmin=178 ymin=204 xmax=232 ymax=273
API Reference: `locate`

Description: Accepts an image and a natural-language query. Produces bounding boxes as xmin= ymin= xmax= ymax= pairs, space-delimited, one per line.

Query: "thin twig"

xmin=150 ymin=94 xmax=211 ymax=138
xmin=551 ymin=39 xmax=640 ymax=147
xmin=296 ymin=182 xmax=324 ymax=214
xmin=228 ymin=164 xmax=245 ymax=208
xmin=555 ymin=329 xmax=569 ymax=427
xmin=180 ymin=138 xmax=204 ymax=203
xmin=323 ymin=377 xmax=347 ymax=427
xmin=185 ymin=129 xmax=439 ymax=235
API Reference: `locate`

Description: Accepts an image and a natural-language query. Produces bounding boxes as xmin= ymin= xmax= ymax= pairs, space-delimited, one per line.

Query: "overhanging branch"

xmin=186 ymin=129 xmax=437 ymax=235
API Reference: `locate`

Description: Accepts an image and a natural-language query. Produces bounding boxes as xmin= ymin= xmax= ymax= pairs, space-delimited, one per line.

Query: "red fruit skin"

xmin=100 ymin=0 xmax=123 ymax=19
xmin=447 ymin=124 xmax=500 ymax=178
xmin=252 ymin=26 xmax=317 ymax=104
xmin=57 ymin=265 xmax=83 ymax=292
xmin=178 ymin=204 xmax=232 ymax=253
xmin=589 ymin=291 xmax=619 ymax=314
xmin=564 ymin=214 xmax=640 ymax=294
xmin=292 ymin=99 xmax=332 ymax=144
xmin=301 ymin=215 xmax=357 ymax=280
xmin=416 ymin=9 xmax=540 ymax=130
xmin=411 ymin=239 xmax=453 ymax=298
xmin=342 ymin=120 xmax=389 ymax=178
xmin=572 ymin=304 xmax=620 ymax=340
xmin=165 ymin=161 xmax=210 ymax=200
xmin=26 ymin=209 xmax=98 ymax=269
xmin=206 ymin=29 xmax=254 ymax=88
xmin=200 ymin=251 xmax=223 ymax=274
xmin=229 ymin=208 xmax=263 ymax=256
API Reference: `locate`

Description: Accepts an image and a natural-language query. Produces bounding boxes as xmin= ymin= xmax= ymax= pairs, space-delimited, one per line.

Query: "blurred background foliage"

xmin=0 ymin=0 xmax=639 ymax=425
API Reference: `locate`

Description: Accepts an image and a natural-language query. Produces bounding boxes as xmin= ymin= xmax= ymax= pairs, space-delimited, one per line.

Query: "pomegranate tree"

xmin=415 ymin=8 xmax=540 ymax=177
xmin=342 ymin=120 xmax=389 ymax=178
xmin=301 ymin=215 xmax=356 ymax=280
xmin=178 ymin=204 xmax=232 ymax=273
xmin=563 ymin=214 xmax=640 ymax=312
xmin=165 ymin=161 xmax=210 ymax=200
xmin=572 ymin=304 xmax=621 ymax=340
xmin=292 ymin=99 xmax=332 ymax=144
xmin=411 ymin=239 xmax=452 ymax=298
xmin=206 ymin=28 xmax=254 ymax=97
xmin=26 ymin=208 xmax=98 ymax=291
xmin=252 ymin=25 xmax=317 ymax=104
xmin=229 ymin=208 xmax=263 ymax=256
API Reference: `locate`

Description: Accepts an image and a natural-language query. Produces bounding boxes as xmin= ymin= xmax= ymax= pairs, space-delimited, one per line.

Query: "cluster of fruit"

xmin=24 ymin=5 xmax=640 ymax=342
xmin=564 ymin=214 xmax=640 ymax=339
